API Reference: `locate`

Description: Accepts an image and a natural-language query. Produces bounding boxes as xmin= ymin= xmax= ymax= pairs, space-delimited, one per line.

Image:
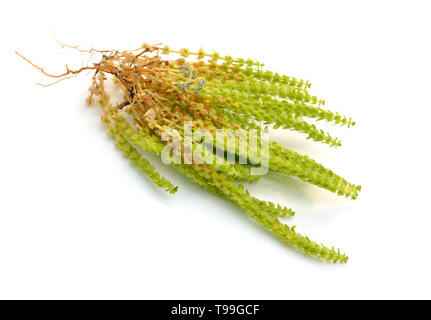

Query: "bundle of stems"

xmin=18 ymin=43 xmax=360 ymax=263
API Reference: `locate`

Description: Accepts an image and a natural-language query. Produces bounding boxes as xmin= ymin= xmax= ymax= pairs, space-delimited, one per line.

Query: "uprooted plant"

xmin=17 ymin=43 xmax=361 ymax=263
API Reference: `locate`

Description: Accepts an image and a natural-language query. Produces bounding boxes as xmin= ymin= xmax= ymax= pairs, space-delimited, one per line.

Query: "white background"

xmin=1 ymin=0 xmax=430 ymax=299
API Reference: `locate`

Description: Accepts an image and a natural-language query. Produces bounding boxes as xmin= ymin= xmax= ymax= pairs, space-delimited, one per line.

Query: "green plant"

xmin=17 ymin=43 xmax=360 ymax=263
